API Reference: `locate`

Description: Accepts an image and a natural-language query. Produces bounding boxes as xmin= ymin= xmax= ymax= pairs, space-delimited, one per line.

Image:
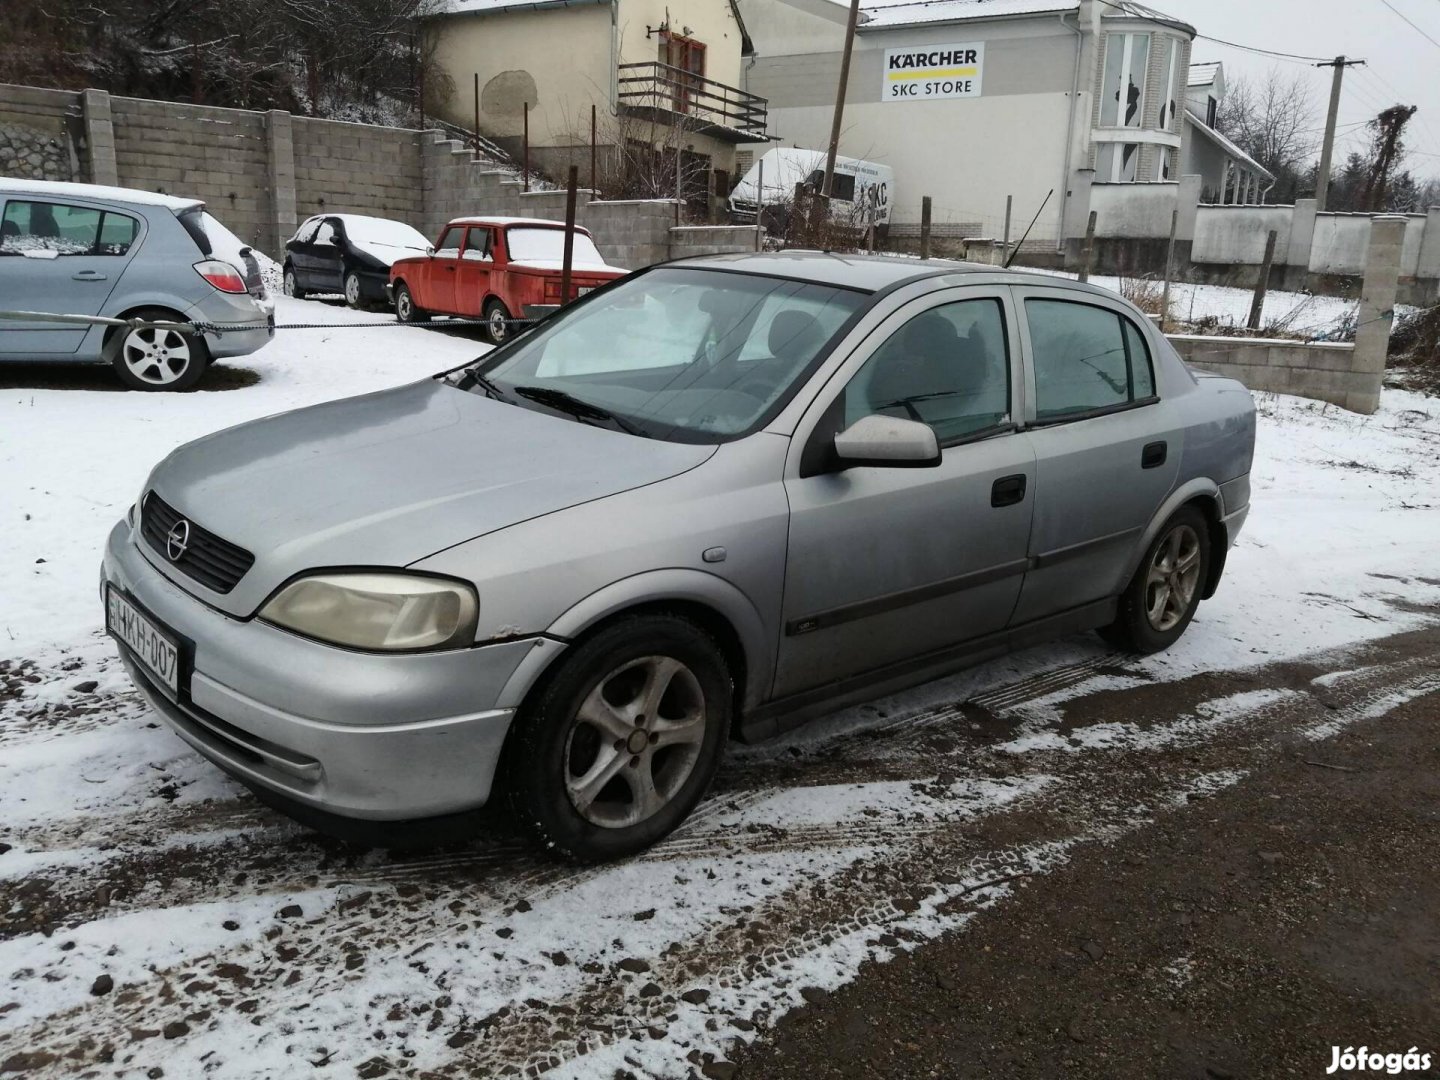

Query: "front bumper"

xmin=101 ymin=519 xmax=534 ymax=822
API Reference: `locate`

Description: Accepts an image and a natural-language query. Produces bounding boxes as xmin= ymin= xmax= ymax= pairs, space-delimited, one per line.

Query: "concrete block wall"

xmin=670 ymin=225 xmax=762 ymax=259
xmin=1166 ymin=336 xmax=1373 ymax=412
xmin=109 ymin=96 xmax=273 ymax=249
xmin=292 ymin=116 xmax=424 ymax=226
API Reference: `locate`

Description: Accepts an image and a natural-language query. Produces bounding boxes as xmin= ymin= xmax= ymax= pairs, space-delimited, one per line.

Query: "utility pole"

xmin=821 ymin=0 xmax=862 ymax=200
xmin=1314 ymin=55 xmax=1365 ymax=211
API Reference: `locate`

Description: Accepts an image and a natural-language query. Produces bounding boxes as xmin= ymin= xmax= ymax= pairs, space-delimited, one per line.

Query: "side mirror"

xmin=833 ymin=414 xmax=941 ymax=469
xmin=426 ymin=245 xmax=436 ymax=257
xmin=329 ymin=235 xmax=343 ymax=246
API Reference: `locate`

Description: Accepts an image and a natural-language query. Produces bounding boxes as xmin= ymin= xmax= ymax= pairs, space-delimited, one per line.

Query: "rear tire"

xmin=482 ymin=297 xmax=513 ymax=345
xmin=343 ymin=269 xmax=364 ymax=309
xmin=109 ymin=308 xmax=211 ymax=392
xmin=502 ymin=614 xmax=732 ymax=862
xmin=1100 ymin=506 xmax=1211 ymax=654
xmin=394 ymin=282 xmax=426 ymax=324
xmin=282 ymin=264 xmax=306 ymax=300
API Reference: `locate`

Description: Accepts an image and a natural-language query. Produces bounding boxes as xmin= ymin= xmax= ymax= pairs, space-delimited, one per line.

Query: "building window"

xmin=659 ymin=32 xmax=706 ymax=114
xmin=1097 ymin=142 xmax=1141 ymax=182
xmin=1160 ymin=146 xmax=1174 ymax=181
xmin=1101 ymin=32 xmax=1149 ymax=129
xmin=1158 ymin=37 xmax=1183 ymax=131
xmin=1206 ymin=96 xmax=1218 ymax=127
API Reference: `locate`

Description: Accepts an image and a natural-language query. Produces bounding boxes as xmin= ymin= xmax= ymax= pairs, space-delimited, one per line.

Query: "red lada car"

xmin=387 ymin=216 xmax=627 ymax=344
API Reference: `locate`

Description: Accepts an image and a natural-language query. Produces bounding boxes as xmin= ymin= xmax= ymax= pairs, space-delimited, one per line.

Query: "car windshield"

xmin=505 ymin=227 xmax=608 ymax=266
xmin=471 ymin=267 xmax=867 ymax=442
xmin=340 ymin=216 xmax=430 ymax=251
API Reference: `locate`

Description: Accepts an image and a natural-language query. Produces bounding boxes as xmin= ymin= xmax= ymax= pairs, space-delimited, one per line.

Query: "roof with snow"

xmin=437 ymin=0 xmax=604 ymax=14
xmin=1184 ymin=105 xmax=1273 ymax=180
xmin=0 ymin=177 xmax=202 ymax=211
xmin=1189 ymin=61 xmax=1222 ymax=87
xmin=855 ymin=0 xmax=1077 ymax=29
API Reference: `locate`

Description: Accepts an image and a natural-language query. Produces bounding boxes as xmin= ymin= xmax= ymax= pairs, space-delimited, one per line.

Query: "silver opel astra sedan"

xmin=102 ymin=253 xmax=1255 ymax=861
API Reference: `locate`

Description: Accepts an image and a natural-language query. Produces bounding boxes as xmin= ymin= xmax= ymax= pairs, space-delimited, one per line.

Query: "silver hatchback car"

xmin=102 ymin=253 xmax=1255 ymax=860
xmin=0 ymin=178 xmax=273 ymax=389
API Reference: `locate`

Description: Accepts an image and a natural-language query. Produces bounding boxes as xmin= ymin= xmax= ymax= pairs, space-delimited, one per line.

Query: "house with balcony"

xmin=424 ymin=0 xmax=768 ymax=209
xmin=739 ymin=0 xmax=1217 ymax=251
xmin=1181 ymin=61 xmax=1275 ymax=204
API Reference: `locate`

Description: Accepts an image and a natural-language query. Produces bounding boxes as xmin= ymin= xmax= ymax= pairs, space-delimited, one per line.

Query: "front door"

xmin=422 ymin=225 xmax=463 ymax=314
xmin=455 ymin=226 xmax=494 ymax=317
xmin=308 ymin=218 xmax=344 ymax=293
xmin=1008 ymin=287 xmax=1181 ymax=625
xmin=774 ymin=289 xmax=1036 ymax=699
xmin=0 ymin=198 xmax=136 ymax=356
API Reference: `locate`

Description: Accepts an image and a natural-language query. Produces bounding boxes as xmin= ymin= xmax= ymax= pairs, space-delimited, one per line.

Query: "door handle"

xmin=72 ymin=271 xmax=108 ymax=282
xmin=445 ymin=265 xmax=456 ymax=272
xmin=1141 ymin=441 xmax=1168 ymax=469
xmin=991 ymin=474 xmax=1027 ymax=508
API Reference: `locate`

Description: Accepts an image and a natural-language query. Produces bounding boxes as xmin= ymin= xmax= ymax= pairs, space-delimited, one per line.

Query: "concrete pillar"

xmin=1351 ymin=215 xmax=1406 ymax=415
xmin=81 ymin=89 xmax=118 ymax=186
xmin=1061 ymin=168 xmax=1095 ymax=269
xmin=1415 ymin=206 xmax=1440 ymax=304
xmin=1176 ymin=174 xmax=1202 ymax=241
xmin=264 ymin=111 xmax=298 ymax=257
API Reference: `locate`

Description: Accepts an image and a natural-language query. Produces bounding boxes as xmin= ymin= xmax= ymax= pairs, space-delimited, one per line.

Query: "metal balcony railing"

xmin=616 ymin=62 xmax=768 ymax=142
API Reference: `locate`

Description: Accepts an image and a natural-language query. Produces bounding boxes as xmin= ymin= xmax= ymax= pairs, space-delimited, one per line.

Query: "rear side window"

xmin=1 ymin=200 xmax=102 ymax=255
xmin=96 ymin=212 xmax=139 ymax=255
xmin=463 ymin=227 xmax=492 ymax=260
xmin=1025 ymin=299 xmax=1156 ymax=422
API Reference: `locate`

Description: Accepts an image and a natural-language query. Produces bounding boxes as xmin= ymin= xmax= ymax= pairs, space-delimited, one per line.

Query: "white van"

xmin=729 ymin=148 xmax=894 ymax=227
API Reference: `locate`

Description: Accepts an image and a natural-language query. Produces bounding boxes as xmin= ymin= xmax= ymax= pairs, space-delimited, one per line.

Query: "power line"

xmin=1373 ymin=0 xmax=1440 ymax=51
xmin=1091 ymin=0 xmax=1336 ymax=62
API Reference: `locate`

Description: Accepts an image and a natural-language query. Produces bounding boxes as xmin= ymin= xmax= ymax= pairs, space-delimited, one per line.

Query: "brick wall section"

xmin=109 ymin=96 xmax=272 ymax=248
xmin=291 ymin=116 xmax=424 ymax=225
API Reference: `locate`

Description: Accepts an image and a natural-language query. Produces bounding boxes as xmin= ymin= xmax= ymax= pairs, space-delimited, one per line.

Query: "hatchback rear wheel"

xmin=110 ymin=309 xmax=210 ymax=391
xmin=503 ymin=614 xmax=731 ymax=861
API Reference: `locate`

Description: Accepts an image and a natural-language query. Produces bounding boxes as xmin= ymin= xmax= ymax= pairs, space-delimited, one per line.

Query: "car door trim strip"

xmin=1028 ymin=525 xmax=1143 ymax=570
xmin=785 ymin=557 xmax=1030 ymax=636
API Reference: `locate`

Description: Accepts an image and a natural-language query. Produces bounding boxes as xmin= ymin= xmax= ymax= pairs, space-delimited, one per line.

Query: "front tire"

xmin=503 ymin=614 xmax=732 ymax=862
xmin=1101 ymin=506 xmax=1210 ymax=654
xmin=110 ymin=309 xmax=211 ymax=392
xmin=283 ymin=264 xmax=306 ymax=300
xmin=482 ymin=297 xmax=513 ymax=345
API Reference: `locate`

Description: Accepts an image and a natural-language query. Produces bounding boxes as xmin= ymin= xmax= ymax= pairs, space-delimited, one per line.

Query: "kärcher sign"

xmin=882 ymin=42 xmax=984 ymax=101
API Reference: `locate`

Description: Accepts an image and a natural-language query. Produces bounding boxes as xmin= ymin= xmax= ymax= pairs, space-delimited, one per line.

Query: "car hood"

xmin=144 ymin=379 xmax=715 ymax=616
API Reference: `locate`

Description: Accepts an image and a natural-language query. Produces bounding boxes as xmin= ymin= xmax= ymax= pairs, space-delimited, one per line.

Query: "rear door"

xmin=455 ymin=226 xmax=494 ymax=317
xmin=1008 ymin=286 xmax=1182 ymax=625
xmin=0 ymin=198 xmax=139 ymax=356
xmin=421 ymin=225 xmax=463 ymax=313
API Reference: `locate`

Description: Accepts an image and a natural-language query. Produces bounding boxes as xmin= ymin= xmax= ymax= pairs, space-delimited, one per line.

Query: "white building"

xmin=1180 ymin=61 xmax=1275 ymax=205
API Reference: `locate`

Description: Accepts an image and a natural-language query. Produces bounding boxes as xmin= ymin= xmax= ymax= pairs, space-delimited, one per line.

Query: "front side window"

xmin=843 ymin=298 xmax=1011 ymax=444
xmin=292 ymin=218 xmax=322 ymax=244
xmin=1100 ymin=32 xmax=1149 ymax=129
xmin=313 ymin=220 xmax=338 ymax=247
xmin=473 ymin=266 xmax=866 ymax=442
xmin=435 ymin=227 xmax=462 ymax=257
xmin=463 ymin=227 xmax=492 ymax=261
xmin=0 ymin=200 xmax=103 ymax=256
xmin=1026 ymin=299 xmax=1155 ymax=422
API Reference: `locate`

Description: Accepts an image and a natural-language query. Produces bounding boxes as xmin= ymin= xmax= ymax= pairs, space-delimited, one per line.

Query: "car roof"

xmin=662 ymin=251 xmax=1085 ymax=293
xmin=0 ymin=177 xmax=202 ymax=212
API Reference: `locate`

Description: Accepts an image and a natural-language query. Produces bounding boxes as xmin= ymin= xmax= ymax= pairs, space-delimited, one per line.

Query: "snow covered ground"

xmin=1 ymin=295 xmax=1439 ymax=1078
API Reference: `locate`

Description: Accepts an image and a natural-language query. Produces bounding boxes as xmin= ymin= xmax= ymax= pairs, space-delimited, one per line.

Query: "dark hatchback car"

xmin=282 ymin=214 xmax=431 ymax=308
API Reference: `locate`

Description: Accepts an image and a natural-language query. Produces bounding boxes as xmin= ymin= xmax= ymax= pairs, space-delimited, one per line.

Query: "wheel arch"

xmin=496 ymin=570 xmax=772 ymax=735
xmin=100 ymin=303 xmax=197 ymax=362
xmin=1122 ymin=479 xmax=1225 ymax=599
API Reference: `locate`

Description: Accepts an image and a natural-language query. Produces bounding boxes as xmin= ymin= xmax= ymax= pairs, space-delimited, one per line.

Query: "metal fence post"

xmin=755 ymin=158 xmax=764 ymax=251
xmin=1079 ymin=210 xmax=1097 ymax=283
xmin=920 ymin=196 xmax=932 ymax=260
xmin=1161 ymin=208 xmax=1178 ymax=332
xmin=523 ymin=101 xmax=530 ymax=192
xmin=561 ymin=166 xmax=578 ymax=305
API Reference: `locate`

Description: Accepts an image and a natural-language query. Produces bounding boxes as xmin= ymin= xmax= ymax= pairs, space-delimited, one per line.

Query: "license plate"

xmin=577 ymin=286 xmax=594 ymax=296
xmin=106 ymin=586 xmax=180 ymax=696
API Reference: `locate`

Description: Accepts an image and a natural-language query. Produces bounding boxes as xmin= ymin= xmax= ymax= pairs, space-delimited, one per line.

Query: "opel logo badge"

xmin=166 ymin=519 xmax=191 ymax=562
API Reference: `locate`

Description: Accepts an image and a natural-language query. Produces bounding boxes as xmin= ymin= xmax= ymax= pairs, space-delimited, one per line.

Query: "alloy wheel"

xmin=283 ymin=269 xmax=297 ymax=296
xmin=121 ymin=326 xmax=192 ymax=387
xmin=1145 ymin=523 xmax=1202 ymax=632
xmin=563 ymin=655 xmax=707 ymax=829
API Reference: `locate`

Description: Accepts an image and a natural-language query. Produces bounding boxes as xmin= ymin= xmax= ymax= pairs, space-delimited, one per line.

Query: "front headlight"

xmin=259 ymin=573 xmax=478 ymax=652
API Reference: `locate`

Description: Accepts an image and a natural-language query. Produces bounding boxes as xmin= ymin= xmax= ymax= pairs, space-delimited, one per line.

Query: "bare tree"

xmin=1215 ymin=67 xmax=1318 ymax=201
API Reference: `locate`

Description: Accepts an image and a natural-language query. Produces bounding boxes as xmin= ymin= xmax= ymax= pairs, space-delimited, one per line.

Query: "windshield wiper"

xmin=512 ymin=385 xmax=644 ymax=436
xmin=452 ymin=364 xmax=512 ymax=401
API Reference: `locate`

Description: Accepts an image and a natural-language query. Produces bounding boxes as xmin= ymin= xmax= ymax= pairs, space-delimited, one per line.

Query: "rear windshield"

xmin=177 ymin=207 xmax=212 ymax=256
xmin=505 ymin=227 xmax=607 ymax=267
